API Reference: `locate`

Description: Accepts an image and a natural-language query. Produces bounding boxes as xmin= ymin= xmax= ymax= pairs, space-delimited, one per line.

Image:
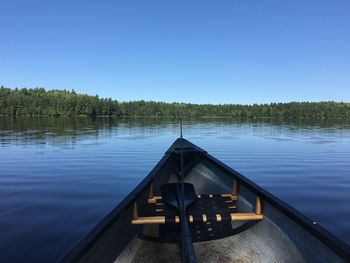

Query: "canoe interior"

xmin=59 ymin=139 xmax=350 ymax=263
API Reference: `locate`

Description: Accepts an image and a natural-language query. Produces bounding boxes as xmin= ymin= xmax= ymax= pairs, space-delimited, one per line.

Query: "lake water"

xmin=1 ymin=117 xmax=350 ymax=262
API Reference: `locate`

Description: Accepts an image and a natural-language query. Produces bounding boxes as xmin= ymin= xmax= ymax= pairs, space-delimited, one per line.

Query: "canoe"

xmin=57 ymin=138 xmax=350 ymax=263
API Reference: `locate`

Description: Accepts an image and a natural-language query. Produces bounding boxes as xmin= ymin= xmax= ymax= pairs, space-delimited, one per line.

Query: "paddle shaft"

xmin=175 ymin=186 xmax=197 ymax=263
xmin=179 ymin=136 xmax=197 ymax=263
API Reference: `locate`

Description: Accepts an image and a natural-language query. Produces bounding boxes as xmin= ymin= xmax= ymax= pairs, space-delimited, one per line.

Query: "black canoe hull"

xmin=57 ymin=138 xmax=350 ymax=263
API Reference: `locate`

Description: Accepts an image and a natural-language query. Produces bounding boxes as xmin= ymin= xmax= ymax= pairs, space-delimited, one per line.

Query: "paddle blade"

xmin=161 ymin=183 xmax=197 ymax=209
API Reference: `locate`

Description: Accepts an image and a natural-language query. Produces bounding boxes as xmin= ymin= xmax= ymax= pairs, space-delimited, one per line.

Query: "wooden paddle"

xmin=161 ymin=182 xmax=197 ymax=263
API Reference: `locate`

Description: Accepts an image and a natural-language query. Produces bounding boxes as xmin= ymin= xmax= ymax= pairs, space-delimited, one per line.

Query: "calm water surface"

xmin=1 ymin=117 xmax=350 ymax=262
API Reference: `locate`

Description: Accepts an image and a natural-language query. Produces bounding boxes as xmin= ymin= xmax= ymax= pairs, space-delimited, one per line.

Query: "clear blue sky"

xmin=1 ymin=0 xmax=349 ymax=104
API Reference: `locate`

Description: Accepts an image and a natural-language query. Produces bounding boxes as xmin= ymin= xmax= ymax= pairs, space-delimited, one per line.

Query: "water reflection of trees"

xmin=1 ymin=117 xmax=350 ymax=148
xmin=0 ymin=117 xmax=179 ymax=148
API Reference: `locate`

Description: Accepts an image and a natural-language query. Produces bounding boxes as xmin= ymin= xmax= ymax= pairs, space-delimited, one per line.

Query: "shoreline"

xmin=1 ymin=115 xmax=349 ymax=120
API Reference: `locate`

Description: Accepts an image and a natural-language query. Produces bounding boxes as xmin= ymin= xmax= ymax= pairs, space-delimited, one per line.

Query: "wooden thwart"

xmin=132 ymin=212 xmax=263 ymax=225
xmin=133 ymin=180 xmax=263 ymax=225
xmin=133 ymin=216 xmax=166 ymax=224
xmin=132 ymin=196 xmax=264 ymax=225
xmin=147 ymin=180 xmax=239 ymax=204
xmin=148 ymin=194 xmax=237 ymax=203
xmin=231 ymin=213 xmax=263 ymax=221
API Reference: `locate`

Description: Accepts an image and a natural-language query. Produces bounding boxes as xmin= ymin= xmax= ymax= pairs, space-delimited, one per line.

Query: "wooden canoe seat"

xmin=132 ymin=181 xmax=263 ymax=225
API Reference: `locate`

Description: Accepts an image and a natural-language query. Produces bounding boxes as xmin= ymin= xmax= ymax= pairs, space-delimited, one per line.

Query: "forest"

xmin=1 ymin=87 xmax=350 ymax=118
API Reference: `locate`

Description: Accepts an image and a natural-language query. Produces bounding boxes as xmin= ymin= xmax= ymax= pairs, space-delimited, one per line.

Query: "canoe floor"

xmin=114 ymin=236 xmax=260 ymax=263
xmin=114 ymin=221 xmax=304 ymax=263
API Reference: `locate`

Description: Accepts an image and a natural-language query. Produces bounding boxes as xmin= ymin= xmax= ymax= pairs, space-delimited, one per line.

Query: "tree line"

xmin=1 ymin=86 xmax=350 ymax=118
